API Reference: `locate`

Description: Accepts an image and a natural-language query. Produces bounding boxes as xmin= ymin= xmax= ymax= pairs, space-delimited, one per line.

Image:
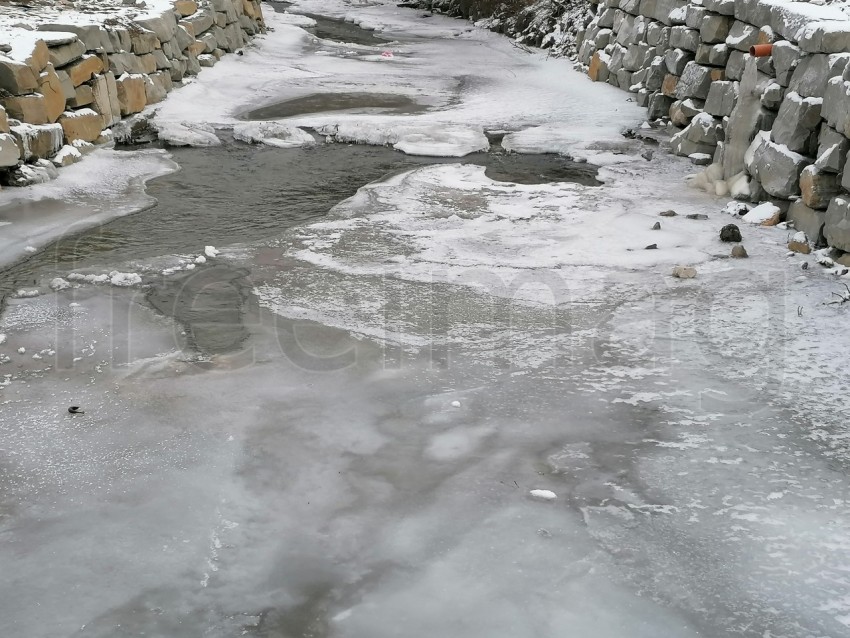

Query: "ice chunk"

xmin=108 ymin=272 xmax=143 ymax=287
xmin=155 ymin=121 xmax=221 ymax=147
xmin=204 ymin=246 xmax=220 ymax=258
xmin=49 ymin=278 xmax=71 ymax=291
xmin=233 ymin=122 xmax=316 ymax=149
xmin=530 ymin=489 xmax=557 ymax=500
xmin=451 ymin=400 xmax=461 ymax=408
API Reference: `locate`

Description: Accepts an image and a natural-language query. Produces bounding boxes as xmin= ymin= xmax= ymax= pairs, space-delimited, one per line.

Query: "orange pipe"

xmin=750 ymin=44 xmax=773 ymax=57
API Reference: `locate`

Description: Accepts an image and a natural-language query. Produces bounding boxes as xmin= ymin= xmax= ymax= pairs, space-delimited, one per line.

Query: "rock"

xmin=748 ymin=136 xmax=810 ymax=199
xmin=731 ymin=245 xmax=748 ymax=258
xmin=144 ymin=72 xmax=171 ymax=104
xmin=9 ymin=122 xmax=63 ymax=161
xmin=0 ymin=58 xmax=39 ymax=94
xmin=770 ymin=91 xmax=822 ymax=153
xmin=135 ymin=13 xmax=178 ymax=43
xmin=2 ymin=94 xmax=49 ymax=125
xmin=720 ymin=223 xmax=742 ymax=242
xmin=50 ymin=143 xmax=82 ymax=166
xmin=761 ymin=81 xmax=783 ymax=110
xmin=659 ymin=209 xmax=678 ymax=216
xmin=670 ymin=27 xmax=699 ymax=52
xmin=648 ymin=92 xmax=674 ymax=119
xmin=829 ymin=196 xmax=850 ymax=252
xmin=90 ymin=72 xmax=121 ymax=128
xmin=669 ymin=98 xmax=703 ymax=126
xmin=742 ymin=201 xmax=782 ymax=225
xmin=701 ymin=15 xmax=733 ymax=44
xmin=0 ymin=106 xmax=8 ymax=134
xmin=676 ymin=62 xmax=713 ymax=100
xmin=726 ymin=20 xmax=758 ymax=51
xmin=46 ymin=38 xmax=86 ymax=68
xmin=174 ymin=0 xmax=199 ymax=16
xmin=115 ymin=74 xmax=147 ymax=116
xmin=37 ymin=64 xmax=66 ymax=122
xmin=68 ymin=83 xmax=94 ymax=108
xmin=689 ymin=152 xmax=712 ymax=165
xmin=652 ymin=221 xmax=661 ymax=229
xmin=788 ymin=200 xmax=826 ymax=245
xmin=672 ymin=265 xmax=697 ymax=278
xmin=687 ymin=213 xmax=709 ymax=220
xmin=788 ymin=240 xmax=811 ymax=254
xmin=665 ymin=48 xmax=693 ymax=75
xmin=0 ymin=132 xmax=21 ymax=167
xmin=788 ymin=53 xmax=849 ymax=99
xmin=645 ymin=243 xmax=658 ymax=249
xmin=704 ymin=80 xmax=738 ymax=117
xmin=65 ymin=54 xmax=104 ymax=87
xmin=797 ymin=22 xmax=850 ymax=54
xmin=696 ymin=43 xmax=730 ymax=66
xmin=130 ymin=29 xmax=160 ymax=55
xmin=815 ymin=124 xmax=849 ymax=173
xmin=800 ymin=165 xmax=838 ymax=210
xmin=588 ymin=52 xmax=611 ymax=82
xmin=39 ymin=24 xmax=107 ymax=51
xmin=58 ymin=108 xmax=102 ymax=143
xmin=724 ymin=49 xmax=746 ymax=81
xmin=772 ymin=40 xmax=800 ymax=86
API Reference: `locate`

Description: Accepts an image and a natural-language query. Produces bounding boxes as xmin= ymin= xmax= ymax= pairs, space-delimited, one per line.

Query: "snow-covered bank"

xmin=0 ymin=0 xmax=265 ymax=185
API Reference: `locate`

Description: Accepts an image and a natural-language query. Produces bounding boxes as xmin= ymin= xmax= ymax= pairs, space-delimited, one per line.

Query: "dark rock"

xmin=720 ymin=223 xmax=742 ymax=242
xmin=659 ymin=209 xmax=678 ymax=216
xmin=652 ymin=221 xmax=661 ymax=229
xmin=687 ymin=213 xmax=709 ymax=219
xmin=731 ymin=245 xmax=748 ymax=258
xmin=645 ymin=243 xmax=658 ymax=249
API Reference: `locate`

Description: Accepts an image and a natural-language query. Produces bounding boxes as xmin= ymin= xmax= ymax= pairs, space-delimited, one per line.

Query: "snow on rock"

xmin=155 ymin=121 xmax=221 ymax=147
xmin=233 ymin=122 xmax=316 ymax=149
xmin=108 ymin=271 xmax=142 ymax=287
xmin=530 ymin=489 xmax=557 ymax=500
xmin=15 ymin=289 xmax=40 ymax=298
xmin=17 ymin=347 xmax=25 ymax=355
xmin=742 ymin=202 xmax=781 ymax=224
xmin=49 ymin=278 xmax=72 ymax=291
xmin=793 ymin=231 xmax=809 ymax=243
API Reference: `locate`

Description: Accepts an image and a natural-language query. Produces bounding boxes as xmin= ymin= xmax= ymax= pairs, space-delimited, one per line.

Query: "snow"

xmin=108 ymin=271 xmax=142 ymax=287
xmin=742 ymin=202 xmax=781 ymax=224
xmin=232 ymin=121 xmax=316 ymax=148
xmin=154 ymin=121 xmax=221 ymax=147
xmin=204 ymin=246 xmax=220 ymax=258
xmin=530 ymin=489 xmax=557 ymax=500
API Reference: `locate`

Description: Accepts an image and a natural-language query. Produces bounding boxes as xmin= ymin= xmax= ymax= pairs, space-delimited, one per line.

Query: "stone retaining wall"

xmin=576 ymin=0 xmax=850 ymax=258
xmin=0 ymin=0 xmax=264 ymax=187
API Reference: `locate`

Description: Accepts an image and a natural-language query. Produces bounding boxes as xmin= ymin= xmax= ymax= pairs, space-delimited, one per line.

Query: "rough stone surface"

xmin=788 ymin=200 xmax=826 ymax=245
xmin=771 ymin=91 xmax=823 ymax=153
xmin=761 ymin=81 xmax=783 ymax=110
xmin=772 ymin=40 xmax=800 ymax=87
xmin=731 ymin=245 xmax=748 ymax=257
xmin=672 ymin=265 xmax=697 ymax=278
xmin=676 ymin=62 xmax=713 ymax=100
xmin=37 ymin=64 xmax=66 ymax=123
xmin=10 ymin=122 xmax=63 ymax=161
xmin=665 ymin=48 xmax=693 ymax=75
xmin=0 ymin=132 xmax=20 ymax=167
xmin=825 ymin=196 xmax=850 ymax=251
xmin=58 ymin=108 xmax=103 ymax=143
xmin=815 ymin=124 xmax=849 ymax=173
xmin=800 ymin=165 xmax=838 ymax=210
xmin=750 ymin=136 xmax=810 ymax=198
xmin=701 ymin=15 xmax=733 ymax=44
xmin=2 ymin=94 xmax=49 ymax=125
xmin=65 ymin=54 xmax=104 ymax=87
xmin=648 ymin=92 xmax=674 ymax=119
xmin=115 ymin=73 xmax=147 ymax=116
xmin=788 ymin=53 xmax=850 ymax=99
xmin=705 ymin=80 xmax=738 ymax=117
xmin=720 ymin=223 xmax=742 ymax=242
xmin=0 ymin=58 xmax=39 ymax=94
xmin=68 ymin=83 xmax=94 ymax=108
xmin=726 ymin=21 xmax=758 ymax=51
xmin=725 ymin=49 xmax=746 ymax=81
xmin=670 ymin=26 xmax=699 ymax=51
xmin=46 ymin=38 xmax=86 ymax=69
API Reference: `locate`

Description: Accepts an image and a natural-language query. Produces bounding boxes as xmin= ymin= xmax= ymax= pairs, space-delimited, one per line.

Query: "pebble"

xmin=659 ymin=210 xmax=677 ymax=217
xmin=686 ymin=214 xmax=709 ymax=220
xmin=651 ymin=222 xmax=661 ymax=230
xmin=731 ymin=245 xmax=748 ymax=258
xmin=645 ymin=243 xmax=658 ymax=250
xmin=672 ymin=265 xmax=697 ymax=279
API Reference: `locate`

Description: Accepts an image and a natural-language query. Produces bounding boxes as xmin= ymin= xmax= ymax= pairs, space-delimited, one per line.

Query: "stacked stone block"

xmin=578 ymin=0 xmax=850 ymax=258
xmin=0 ymin=0 xmax=264 ymax=186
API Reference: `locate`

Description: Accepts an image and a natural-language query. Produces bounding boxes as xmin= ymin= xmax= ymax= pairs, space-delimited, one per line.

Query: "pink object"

xmin=381 ymin=50 xmax=394 ymax=58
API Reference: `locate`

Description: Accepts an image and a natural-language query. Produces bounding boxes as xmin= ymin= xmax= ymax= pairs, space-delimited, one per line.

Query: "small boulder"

xmin=672 ymin=265 xmax=698 ymax=278
xmin=659 ymin=210 xmax=678 ymax=217
xmin=652 ymin=221 xmax=661 ymax=230
xmin=788 ymin=240 xmax=811 ymax=254
xmin=731 ymin=245 xmax=748 ymax=258
xmin=719 ymin=223 xmax=742 ymax=242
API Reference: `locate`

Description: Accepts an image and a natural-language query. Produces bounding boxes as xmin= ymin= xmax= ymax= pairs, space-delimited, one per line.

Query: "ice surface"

xmin=232 ymin=121 xmax=316 ymax=148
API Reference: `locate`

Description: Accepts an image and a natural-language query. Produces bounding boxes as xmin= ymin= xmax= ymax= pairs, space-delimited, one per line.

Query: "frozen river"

xmin=1 ymin=2 xmax=850 ymax=637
